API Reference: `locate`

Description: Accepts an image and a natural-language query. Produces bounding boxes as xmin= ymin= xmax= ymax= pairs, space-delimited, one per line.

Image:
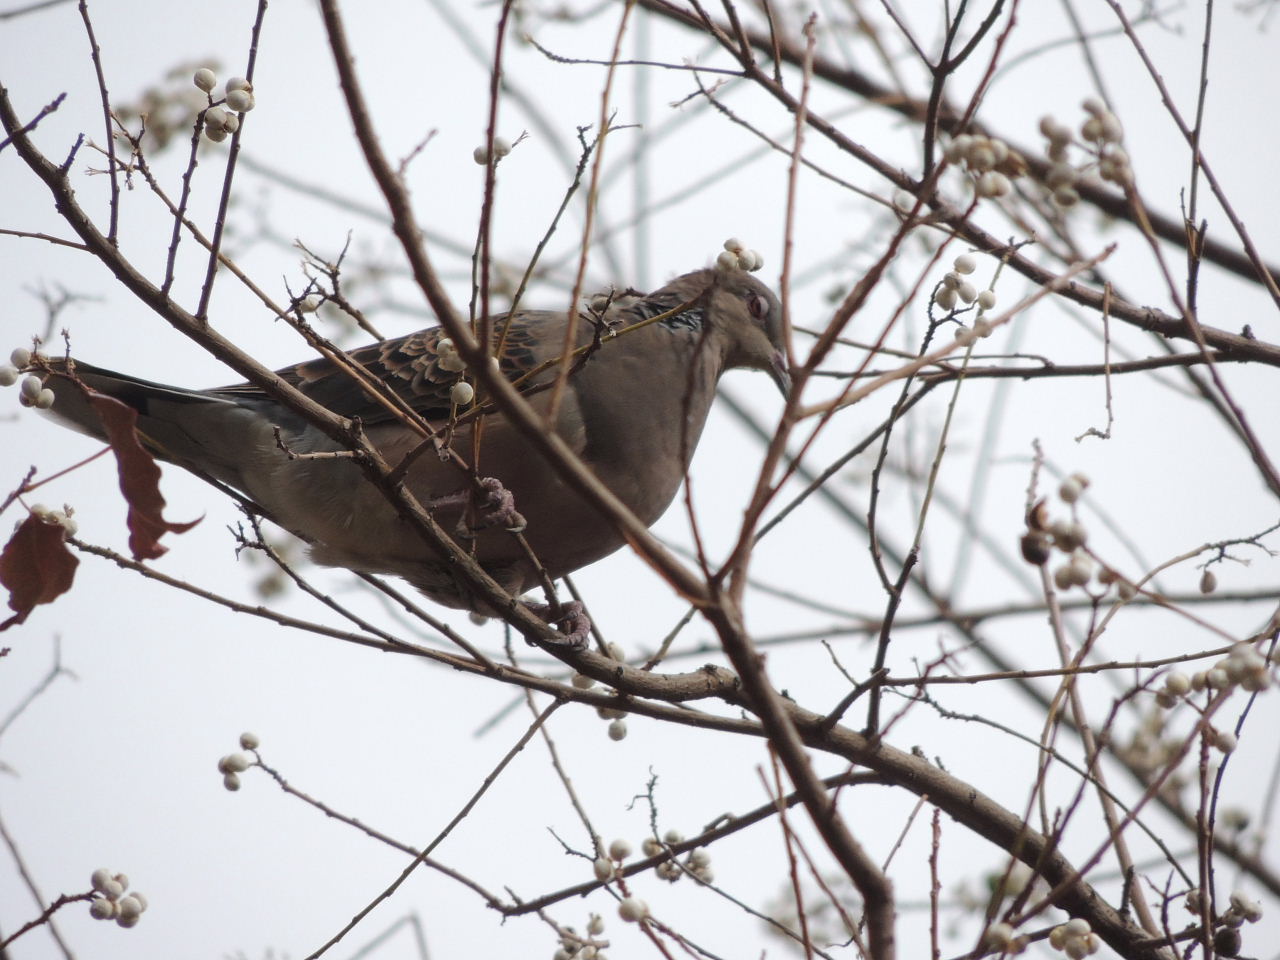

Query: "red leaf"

xmin=0 ymin=514 xmax=79 ymax=631
xmin=87 ymin=392 xmax=201 ymax=560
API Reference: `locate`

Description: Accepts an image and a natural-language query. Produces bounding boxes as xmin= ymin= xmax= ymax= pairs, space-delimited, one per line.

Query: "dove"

xmin=35 ymin=266 xmax=789 ymax=613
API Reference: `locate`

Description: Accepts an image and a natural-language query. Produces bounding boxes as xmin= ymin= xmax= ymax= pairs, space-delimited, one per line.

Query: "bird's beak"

xmin=768 ymin=351 xmax=792 ymax=400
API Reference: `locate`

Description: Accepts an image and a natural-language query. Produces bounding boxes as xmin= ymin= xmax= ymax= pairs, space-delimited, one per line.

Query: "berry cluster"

xmin=715 ymin=237 xmax=763 ymax=273
xmin=642 ymin=830 xmax=714 ymax=884
xmin=592 ymin=829 xmax=714 ymax=895
xmin=1160 ymin=642 xmax=1274 ymax=710
xmin=473 ymin=137 xmax=512 ymax=165
xmin=935 ymin=252 xmax=998 ymax=338
xmin=1221 ymin=890 xmax=1264 ymax=926
xmin=193 ymin=69 xmax=256 ymax=143
xmin=429 ymin=337 xmax=477 ymax=407
xmin=1184 ymin=887 xmax=1262 ymax=956
xmin=433 ymin=337 xmax=467 ymax=374
xmin=551 ymin=911 xmax=608 ymax=960
xmin=1 ymin=347 xmax=54 ymax=409
xmin=982 ymin=921 xmax=1025 ymax=954
xmin=24 ymin=502 xmax=78 ymax=536
xmin=1021 ymin=473 xmax=1112 ymax=595
xmin=88 ymin=868 xmax=148 ymax=929
xmin=1048 ymin=918 xmax=1101 ymax=958
xmin=943 ymin=133 xmax=1025 ymax=199
xmin=217 ymin=732 xmax=260 ymax=791
xmin=1038 ymin=99 xmax=1130 ymax=208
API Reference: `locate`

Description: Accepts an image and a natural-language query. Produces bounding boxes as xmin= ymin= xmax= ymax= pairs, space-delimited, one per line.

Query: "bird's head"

xmin=690 ymin=267 xmax=791 ymax=399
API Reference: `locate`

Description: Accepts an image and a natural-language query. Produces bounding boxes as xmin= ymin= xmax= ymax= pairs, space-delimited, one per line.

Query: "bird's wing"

xmin=214 ymin=310 xmax=574 ymax=424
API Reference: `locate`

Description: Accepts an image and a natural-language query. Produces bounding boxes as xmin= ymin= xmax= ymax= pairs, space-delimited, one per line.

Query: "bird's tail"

xmin=40 ymin=359 xmax=264 ymax=492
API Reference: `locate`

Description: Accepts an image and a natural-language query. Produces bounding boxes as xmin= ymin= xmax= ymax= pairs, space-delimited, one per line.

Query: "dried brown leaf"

xmin=0 ymin=513 xmax=79 ymax=631
xmin=87 ymin=392 xmax=200 ymax=560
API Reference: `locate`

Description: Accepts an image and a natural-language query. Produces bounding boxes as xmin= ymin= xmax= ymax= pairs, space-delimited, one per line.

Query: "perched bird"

xmin=37 ymin=267 xmax=789 ymax=613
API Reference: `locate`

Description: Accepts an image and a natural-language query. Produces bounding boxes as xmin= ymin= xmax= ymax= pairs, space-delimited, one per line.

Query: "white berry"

xmin=193 ymin=68 xmax=217 ymax=92
xmin=977 ymin=171 xmax=1011 ymax=197
xmin=985 ymin=922 xmax=1015 ymax=948
xmin=968 ymin=144 xmax=995 ymax=171
xmin=437 ymin=353 xmax=467 ymax=373
xmin=1053 ymin=563 xmax=1075 ymax=591
xmin=607 ymin=719 xmax=627 ymax=741
xmin=1099 ymin=113 xmax=1123 ymax=143
xmin=226 ymin=89 xmax=253 ymax=113
xmin=977 ymin=289 xmax=997 ymax=310
xmin=608 ymin=838 xmax=632 ymax=860
xmin=618 ymin=898 xmax=649 ymax=922
xmin=953 ymin=254 xmax=976 ymax=274
xmin=10 ymin=347 xmax=32 ymax=367
xmin=1164 ymin=672 xmax=1191 ymax=696
xmin=450 ymin=381 xmax=475 ymax=406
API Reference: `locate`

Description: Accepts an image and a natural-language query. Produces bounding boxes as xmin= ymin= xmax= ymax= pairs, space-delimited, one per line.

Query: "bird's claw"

xmin=432 ymin=477 xmax=527 ymax=538
xmin=526 ymin=600 xmax=591 ymax=649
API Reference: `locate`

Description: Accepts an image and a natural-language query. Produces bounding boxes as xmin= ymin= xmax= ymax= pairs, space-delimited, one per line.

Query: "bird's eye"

xmin=747 ymin=293 xmax=769 ymax=320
